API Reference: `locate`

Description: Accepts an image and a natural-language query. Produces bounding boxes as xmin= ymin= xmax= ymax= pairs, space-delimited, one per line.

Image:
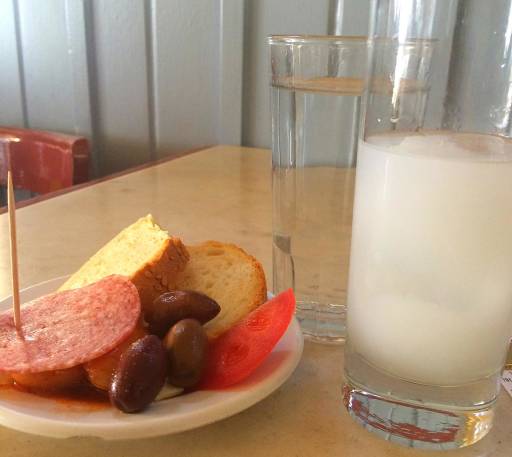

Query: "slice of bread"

xmin=59 ymin=215 xmax=189 ymax=308
xmin=174 ymin=241 xmax=267 ymax=339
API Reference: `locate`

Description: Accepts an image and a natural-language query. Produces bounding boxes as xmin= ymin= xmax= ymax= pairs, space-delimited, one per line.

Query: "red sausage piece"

xmin=0 ymin=275 xmax=141 ymax=374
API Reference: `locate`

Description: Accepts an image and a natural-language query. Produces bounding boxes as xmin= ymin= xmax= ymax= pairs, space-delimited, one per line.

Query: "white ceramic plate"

xmin=0 ymin=277 xmax=303 ymax=439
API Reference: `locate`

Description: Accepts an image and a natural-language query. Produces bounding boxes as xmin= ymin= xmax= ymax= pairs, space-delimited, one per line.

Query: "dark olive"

xmin=164 ymin=319 xmax=208 ymax=388
xmin=109 ymin=335 xmax=167 ymax=413
xmin=145 ymin=290 xmax=220 ymax=337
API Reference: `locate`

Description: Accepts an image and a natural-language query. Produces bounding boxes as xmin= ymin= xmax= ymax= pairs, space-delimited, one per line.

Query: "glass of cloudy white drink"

xmin=343 ymin=0 xmax=512 ymax=450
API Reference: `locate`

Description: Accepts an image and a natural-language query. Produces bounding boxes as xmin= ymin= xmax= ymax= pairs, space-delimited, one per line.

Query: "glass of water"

xmin=269 ymin=35 xmax=367 ymax=343
xmin=344 ymin=0 xmax=512 ymax=449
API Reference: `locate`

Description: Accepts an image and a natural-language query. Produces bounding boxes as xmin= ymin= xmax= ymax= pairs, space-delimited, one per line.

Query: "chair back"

xmin=0 ymin=127 xmax=89 ymax=195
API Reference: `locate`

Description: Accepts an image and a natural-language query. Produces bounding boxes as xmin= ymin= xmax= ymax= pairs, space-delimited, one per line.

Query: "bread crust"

xmin=59 ymin=215 xmax=189 ymax=310
xmin=131 ymin=237 xmax=189 ymax=308
xmin=174 ymin=241 xmax=267 ymax=339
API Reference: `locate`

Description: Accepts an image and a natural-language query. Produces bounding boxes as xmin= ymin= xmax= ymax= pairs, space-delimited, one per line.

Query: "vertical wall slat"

xmin=242 ymin=0 xmax=332 ymax=149
xmin=0 ymin=0 xmax=26 ymax=127
xmin=63 ymin=0 xmax=97 ymax=175
xmin=218 ymin=0 xmax=244 ymax=145
xmin=144 ymin=0 xmax=157 ymax=162
xmin=5 ymin=0 xmax=375 ymax=173
xmin=328 ymin=0 xmax=371 ymax=36
xmin=90 ymin=0 xmax=152 ymax=175
xmin=17 ymin=0 xmax=77 ymax=132
xmin=152 ymin=0 xmax=220 ymax=158
xmin=424 ymin=0 xmax=460 ymax=128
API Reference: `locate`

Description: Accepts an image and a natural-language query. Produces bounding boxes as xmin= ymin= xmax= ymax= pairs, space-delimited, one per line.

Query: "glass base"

xmin=343 ymin=352 xmax=499 ymax=450
xmin=295 ymin=301 xmax=346 ymax=344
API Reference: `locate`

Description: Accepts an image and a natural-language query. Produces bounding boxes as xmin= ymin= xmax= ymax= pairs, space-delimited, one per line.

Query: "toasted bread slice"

xmin=59 ymin=215 xmax=189 ymax=308
xmin=174 ymin=241 xmax=267 ymax=339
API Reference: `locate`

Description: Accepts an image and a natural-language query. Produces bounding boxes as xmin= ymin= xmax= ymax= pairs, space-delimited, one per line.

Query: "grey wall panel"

xmin=1 ymin=0 xmax=378 ymax=174
xmin=329 ymin=0 xmax=371 ymax=36
xmin=152 ymin=0 xmax=221 ymax=157
xmin=242 ymin=0 xmax=331 ymax=149
xmin=64 ymin=0 xmax=97 ymax=175
xmin=218 ymin=0 xmax=245 ymax=146
xmin=17 ymin=0 xmax=77 ymax=132
xmin=1 ymin=0 xmax=96 ymax=174
xmin=0 ymin=0 xmax=25 ymax=126
xmin=89 ymin=0 xmax=153 ymax=175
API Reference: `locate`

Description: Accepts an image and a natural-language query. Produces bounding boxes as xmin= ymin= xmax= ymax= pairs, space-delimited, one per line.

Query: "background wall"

xmin=0 ymin=0 xmax=370 ymax=177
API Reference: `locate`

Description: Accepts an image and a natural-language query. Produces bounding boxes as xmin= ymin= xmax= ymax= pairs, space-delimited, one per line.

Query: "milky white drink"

xmin=347 ymin=132 xmax=512 ymax=385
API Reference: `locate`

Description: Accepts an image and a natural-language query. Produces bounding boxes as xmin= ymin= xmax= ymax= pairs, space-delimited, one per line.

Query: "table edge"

xmin=0 ymin=145 xmax=212 ymax=214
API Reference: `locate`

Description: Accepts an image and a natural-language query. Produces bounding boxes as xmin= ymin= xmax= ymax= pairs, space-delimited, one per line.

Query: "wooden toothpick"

xmin=7 ymin=170 xmax=21 ymax=331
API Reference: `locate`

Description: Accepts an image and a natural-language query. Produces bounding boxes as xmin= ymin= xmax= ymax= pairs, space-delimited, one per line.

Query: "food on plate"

xmin=59 ymin=215 xmax=189 ymax=309
xmin=200 ymin=289 xmax=295 ymax=390
xmin=163 ymin=319 xmax=208 ymax=388
xmin=174 ymin=241 xmax=267 ymax=339
xmin=11 ymin=366 xmax=86 ymax=392
xmin=146 ymin=290 xmax=220 ymax=338
xmin=84 ymin=322 xmax=148 ymax=391
xmin=0 ymin=275 xmax=140 ymax=374
xmin=109 ymin=335 xmax=167 ymax=413
xmin=0 ymin=215 xmax=297 ymax=416
xmin=0 ymin=371 xmax=12 ymax=386
xmin=154 ymin=383 xmax=184 ymax=401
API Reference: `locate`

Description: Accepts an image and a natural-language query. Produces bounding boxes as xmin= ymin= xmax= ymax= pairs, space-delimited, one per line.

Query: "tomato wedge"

xmin=199 ymin=289 xmax=296 ymax=389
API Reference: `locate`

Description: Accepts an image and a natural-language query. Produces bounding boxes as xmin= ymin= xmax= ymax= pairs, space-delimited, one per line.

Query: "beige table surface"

xmin=0 ymin=145 xmax=511 ymax=457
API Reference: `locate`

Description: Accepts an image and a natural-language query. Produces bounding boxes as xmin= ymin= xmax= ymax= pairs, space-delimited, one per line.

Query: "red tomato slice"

xmin=199 ymin=289 xmax=296 ymax=389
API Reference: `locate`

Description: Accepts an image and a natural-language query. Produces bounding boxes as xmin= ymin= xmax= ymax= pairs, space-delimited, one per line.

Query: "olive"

xmin=164 ymin=319 xmax=208 ymax=388
xmin=109 ymin=335 xmax=167 ymax=413
xmin=145 ymin=290 xmax=220 ymax=337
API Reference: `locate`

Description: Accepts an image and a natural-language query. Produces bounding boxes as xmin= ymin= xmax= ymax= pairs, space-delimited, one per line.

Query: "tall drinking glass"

xmin=343 ymin=0 xmax=512 ymax=449
xmin=269 ymin=36 xmax=367 ymax=343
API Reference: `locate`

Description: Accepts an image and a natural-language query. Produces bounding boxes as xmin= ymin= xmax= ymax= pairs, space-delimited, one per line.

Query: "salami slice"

xmin=0 ymin=275 xmax=141 ymax=374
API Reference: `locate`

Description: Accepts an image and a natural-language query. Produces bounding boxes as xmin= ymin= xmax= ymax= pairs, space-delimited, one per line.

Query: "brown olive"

xmin=145 ymin=290 xmax=220 ymax=337
xmin=109 ymin=335 xmax=167 ymax=413
xmin=164 ymin=319 xmax=208 ymax=388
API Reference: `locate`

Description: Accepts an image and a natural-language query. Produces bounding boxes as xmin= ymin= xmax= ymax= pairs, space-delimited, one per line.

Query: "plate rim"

xmin=0 ymin=276 xmax=304 ymax=439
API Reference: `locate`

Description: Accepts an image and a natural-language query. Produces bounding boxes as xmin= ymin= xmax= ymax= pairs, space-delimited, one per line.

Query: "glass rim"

xmin=372 ymin=36 xmax=439 ymax=45
xmin=268 ymin=35 xmax=368 ymax=45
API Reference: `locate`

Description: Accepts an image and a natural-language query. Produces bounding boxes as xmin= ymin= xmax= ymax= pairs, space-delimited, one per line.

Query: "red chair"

xmin=0 ymin=127 xmax=90 ymax=205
